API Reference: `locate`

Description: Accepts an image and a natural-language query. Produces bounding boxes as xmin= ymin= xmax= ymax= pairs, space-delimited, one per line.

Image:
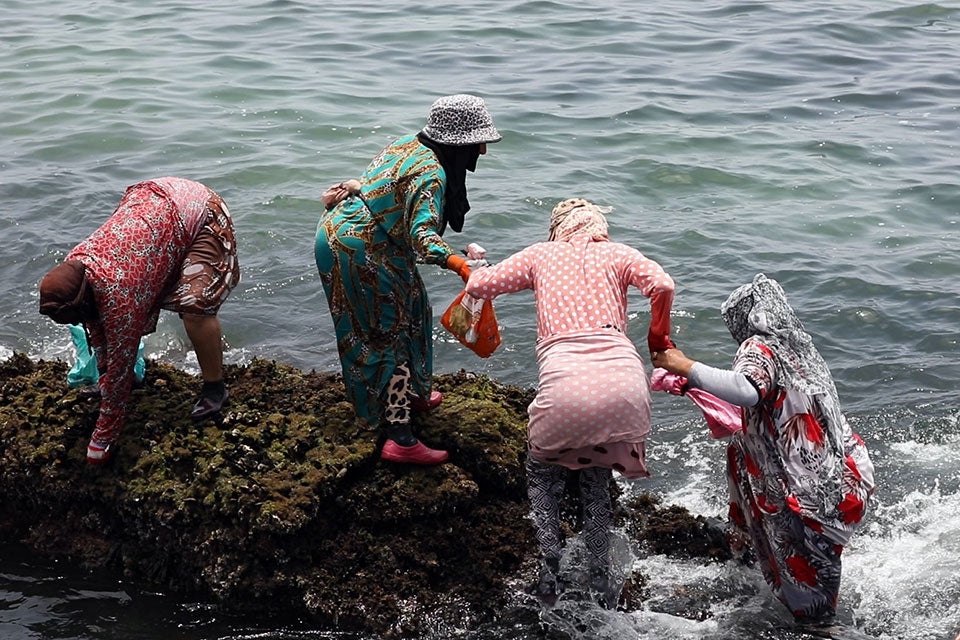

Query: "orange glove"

xmin=446 ymin=254 xmax=471 ymax=283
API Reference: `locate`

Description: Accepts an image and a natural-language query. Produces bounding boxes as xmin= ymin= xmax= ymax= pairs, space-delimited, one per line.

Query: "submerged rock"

xmin=0 ymin=353 xmax=729 ymax=635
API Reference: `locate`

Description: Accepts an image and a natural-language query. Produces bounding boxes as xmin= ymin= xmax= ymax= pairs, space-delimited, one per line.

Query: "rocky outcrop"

xmin=0 ymin=353 xmax=729 ymax=636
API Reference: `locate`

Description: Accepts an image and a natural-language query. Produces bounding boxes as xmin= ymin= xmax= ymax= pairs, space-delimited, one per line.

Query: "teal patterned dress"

xmin=315 ymin=134 xmax=457 ymax=428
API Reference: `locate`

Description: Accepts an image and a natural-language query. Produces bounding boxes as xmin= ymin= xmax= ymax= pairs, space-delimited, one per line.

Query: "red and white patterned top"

xmin=732 ymin=337 xmax=876 ymax=545
xmin=67 ymin=178 xmax=211 ymax=444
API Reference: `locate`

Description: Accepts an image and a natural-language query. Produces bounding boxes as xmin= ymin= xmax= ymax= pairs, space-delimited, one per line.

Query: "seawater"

xmin=1 ymin=0 xmax=959 ymax=638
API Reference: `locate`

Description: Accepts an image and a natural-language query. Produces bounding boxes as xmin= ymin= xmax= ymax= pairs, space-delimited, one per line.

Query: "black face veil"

xmin=417 ymin=132 xmax=481 ymax=235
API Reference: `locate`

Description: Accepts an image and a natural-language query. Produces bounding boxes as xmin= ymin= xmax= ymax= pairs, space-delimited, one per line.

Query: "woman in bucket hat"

xmin=315 ymin=94 xmax=501 ymax=465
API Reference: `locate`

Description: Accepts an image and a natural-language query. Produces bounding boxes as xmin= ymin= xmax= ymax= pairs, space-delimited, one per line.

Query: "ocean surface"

xmin=2 ymin=0 xmax=959 ymax=638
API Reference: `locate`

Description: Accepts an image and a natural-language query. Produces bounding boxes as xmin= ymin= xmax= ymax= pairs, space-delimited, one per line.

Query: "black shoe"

xmin=191 ymin=388 xmax=228 ymax=420
xmin=78 ymin=384 xmax=101 ymax=399
xmin=795 ymin=613 xmax=850 ymax=639
xmin=529 ymin=560 xmax=563 ymax=607
xmin=589 ymin=568 xmax=616 ymax=609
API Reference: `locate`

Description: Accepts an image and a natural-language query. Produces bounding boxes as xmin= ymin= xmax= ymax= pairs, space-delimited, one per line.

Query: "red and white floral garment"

xmin=68 ymin=178 xmax=239 ymax=446
xmin=728 ymin=337 xmax=875 ymax=621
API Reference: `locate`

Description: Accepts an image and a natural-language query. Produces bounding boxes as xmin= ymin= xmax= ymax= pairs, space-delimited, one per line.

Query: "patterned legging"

xmin=526 ymin=456 xmax=613 ymax=573
xmin=383 ymin=363 xmax=413 ymax=425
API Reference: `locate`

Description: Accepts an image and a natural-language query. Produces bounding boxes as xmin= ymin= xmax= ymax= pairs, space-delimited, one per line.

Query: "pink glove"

xmin=465 ymin=243 xmax=487 ymax=260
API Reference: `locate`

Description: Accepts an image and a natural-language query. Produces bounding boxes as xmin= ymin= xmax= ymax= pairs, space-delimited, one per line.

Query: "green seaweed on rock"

xmin=0 ymin=354 xmax=730 ymax=635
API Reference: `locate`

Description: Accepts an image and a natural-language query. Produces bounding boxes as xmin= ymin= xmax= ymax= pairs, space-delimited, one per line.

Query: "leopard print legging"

xmin=383 ymin=363 xmax=413 ymax=425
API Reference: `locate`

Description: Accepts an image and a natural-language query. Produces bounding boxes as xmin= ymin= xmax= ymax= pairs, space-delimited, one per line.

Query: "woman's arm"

xmin=464 ymin=246 xmax=537 ymax=299
xmin=623 ymin=249 xmax=676 ymax=352
xmin=407 ymin=172 xmax=456 ymax=266
xmin=652 ymin=344 xmax=771 ymax=408
xmin=688 ymin=362 xmax=760 ymax=407
xmin=89 ymin=312 xmax=142 ymax=443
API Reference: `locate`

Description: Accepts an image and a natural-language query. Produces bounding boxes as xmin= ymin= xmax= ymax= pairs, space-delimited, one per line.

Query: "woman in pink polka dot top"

xmin=464 ymin=197 xmax=675 ymax=606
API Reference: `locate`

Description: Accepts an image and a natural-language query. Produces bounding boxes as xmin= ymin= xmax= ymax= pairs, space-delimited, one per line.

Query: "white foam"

xmin=844 ymin=486 xmax=960 ymax=639
xmin=889 ymin=437 xmax=960 ymax=465
xmin=621 ymin=427 xmax=960 ymax=640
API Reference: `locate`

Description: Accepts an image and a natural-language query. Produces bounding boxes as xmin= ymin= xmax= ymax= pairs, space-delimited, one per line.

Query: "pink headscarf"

xmin=548 ymin=198 xmax=610 ymax=242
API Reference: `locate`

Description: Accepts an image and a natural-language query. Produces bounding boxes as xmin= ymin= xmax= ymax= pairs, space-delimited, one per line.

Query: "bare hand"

xmin=340 ymin=179 xmax=362 ymax=195
xmin=321 ymin=180 xmax=362 ymax=210
xmin=651 ymin=348 xmax=696 ymax=376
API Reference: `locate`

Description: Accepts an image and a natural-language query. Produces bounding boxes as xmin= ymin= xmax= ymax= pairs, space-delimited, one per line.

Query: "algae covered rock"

xmin=0 ymin=354 xmax=539 ymax=634
xmin=0 ymin=353 xmax=730 ymax=635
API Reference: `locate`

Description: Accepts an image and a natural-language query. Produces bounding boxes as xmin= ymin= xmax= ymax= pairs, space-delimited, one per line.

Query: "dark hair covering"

xmin=38 ymin=260 xmax=98 ymax=325
xmin=416 ymin=132 xmax=481 ymax=235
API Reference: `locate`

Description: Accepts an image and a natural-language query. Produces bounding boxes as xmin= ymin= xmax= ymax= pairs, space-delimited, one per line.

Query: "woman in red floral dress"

xmin=653 ymin=274 xmax=874 ymax=625
xmin=39 ymin=177 xmax=240 ymax=464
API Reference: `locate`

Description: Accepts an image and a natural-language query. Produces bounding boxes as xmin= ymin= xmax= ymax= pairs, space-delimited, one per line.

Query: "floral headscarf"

xmin=720 ymin=273 xmax=835 ymax=397
xmin=548 ymin=198 xmax=611 ymax=242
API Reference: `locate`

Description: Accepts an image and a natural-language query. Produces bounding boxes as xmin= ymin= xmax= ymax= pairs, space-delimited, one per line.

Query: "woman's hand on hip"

xmin=321 ymin=180 xmax=362 ymax=210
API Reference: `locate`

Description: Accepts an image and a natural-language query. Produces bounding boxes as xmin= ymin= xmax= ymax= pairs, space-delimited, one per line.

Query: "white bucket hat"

xmin=421 ymin=94 xmax=501 ymax=146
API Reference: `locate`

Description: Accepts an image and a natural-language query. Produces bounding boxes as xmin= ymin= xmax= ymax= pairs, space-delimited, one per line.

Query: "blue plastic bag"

xmin=67 ymin=324 xmax=146 ymax=387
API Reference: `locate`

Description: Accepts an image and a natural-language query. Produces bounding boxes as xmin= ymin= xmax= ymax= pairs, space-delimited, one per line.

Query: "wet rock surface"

xmin=0 ymin=353 xmax=730 ymax=636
